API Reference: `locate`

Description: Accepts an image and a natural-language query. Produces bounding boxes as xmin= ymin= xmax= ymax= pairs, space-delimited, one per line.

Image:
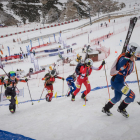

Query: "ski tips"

xmin=109 ymin=99 xmax=111 ymax=101
xmin=83 ymin=105 xmax=86 ymax=106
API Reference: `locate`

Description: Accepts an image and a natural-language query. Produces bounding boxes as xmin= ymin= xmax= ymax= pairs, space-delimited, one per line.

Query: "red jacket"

xmin=77 ymin=65 xmax=92 ymax=80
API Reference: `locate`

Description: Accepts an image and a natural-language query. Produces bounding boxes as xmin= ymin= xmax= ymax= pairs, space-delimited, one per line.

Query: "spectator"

xmin=98 ymin=41 xmax=100 ymax=45
xmin=13 ymin=39 xmax=16 ymax=42
xmin=114 ymin=20 xmax=115 ymax=23
xmin=106 ymin=24 xmax=107 ymax=27
xmin=24 ymin=54 xmax=26 ymax=58
xmin=26 ymin=53 xmax=28 ymax=58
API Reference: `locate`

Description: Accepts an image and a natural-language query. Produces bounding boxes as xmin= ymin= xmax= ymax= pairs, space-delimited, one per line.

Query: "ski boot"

xmin=9 ymin=103 xmax=16 ymax=114
xmin=81 ymin=93 xmax=88 ymax=101
xmin=118 ymin=101 xmax=129 ymax=118
xmin=117 ymin=108 xmax=129 ymax=118
xmin=46 ymin=94 xmax=51 ymax=102
xmin=102 ymin=101 xmax=114 ymax=116
xmin=71 ymin=94 xmax=75 ymax=101
xmin=102 ymin=107 xmax=113 ymax=116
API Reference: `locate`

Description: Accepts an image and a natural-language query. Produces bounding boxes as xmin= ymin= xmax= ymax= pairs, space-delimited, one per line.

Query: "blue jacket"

xmin=66 ymin=76 xmax=75 ymax=84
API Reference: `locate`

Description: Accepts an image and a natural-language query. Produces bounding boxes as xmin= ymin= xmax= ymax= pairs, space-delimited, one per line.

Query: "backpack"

xmin=75 ymin=63 xmax=84 ymax=75
xmin=110 ymin=53 xmax=130 ymax=76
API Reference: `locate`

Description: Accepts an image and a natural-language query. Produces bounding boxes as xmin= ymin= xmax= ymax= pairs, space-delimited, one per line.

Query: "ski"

xmin=122 ymin=17 xmax=137 ymax=53
xmin=84 ymin=45 xmax=90 ymax=61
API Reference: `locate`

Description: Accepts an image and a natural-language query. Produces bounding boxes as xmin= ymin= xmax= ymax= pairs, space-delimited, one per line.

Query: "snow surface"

xmin=1 ymin=3 xmax=140 ymax=140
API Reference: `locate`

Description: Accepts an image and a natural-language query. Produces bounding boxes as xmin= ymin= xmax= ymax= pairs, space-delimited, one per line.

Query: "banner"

xmin=34 ymin=59 xmax=39 ymax=71
xmin=44 ymin=49 xmax=58 ymax=53
xmin=53 ymin=34 xmax=56 ymax=42
xmin=38 ymin=38 xmax=40 ymax=47
xmin=30 ymin=53 xmax=35 ymax=63
xmin=30 ymin=40 xmax=32 ymax=48
xmin=0 ymin=88 xmax=24 ymax=102
xmin=7 ymin=46 xmax=10 ymax=56
xmin=41 ymin=37 xmax=44 ymax=45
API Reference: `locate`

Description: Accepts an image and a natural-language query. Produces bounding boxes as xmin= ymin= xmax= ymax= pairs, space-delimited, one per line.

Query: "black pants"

xmin=5 ymin=88 xmax=16 ymax=110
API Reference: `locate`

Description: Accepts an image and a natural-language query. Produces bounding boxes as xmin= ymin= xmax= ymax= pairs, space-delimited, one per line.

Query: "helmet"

xmin=72 ymin=73 xmax=76 ymax=81
xmin=50 ymin=70 xmax=56 ymax=77
xmin=85 ymin=58 xmax=93 ymax=66
xmin=8 ymin=71 xmax=16 ymax=77
xmin=127 ymin=42 xmax=140 ymax=56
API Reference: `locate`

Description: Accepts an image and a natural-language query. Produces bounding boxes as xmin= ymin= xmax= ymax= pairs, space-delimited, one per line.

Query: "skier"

xmin=102 ymin=42 xmax=140 ymax=118
xmin=0 ymin=71 xmax=28 ymax=113
xmin=71 ymin=58 xmax=105 ymax=101
xmin=66 ymin=73 xmax=76 ymax=97
xmin=42 ymin=70 xmax=64 ymax=102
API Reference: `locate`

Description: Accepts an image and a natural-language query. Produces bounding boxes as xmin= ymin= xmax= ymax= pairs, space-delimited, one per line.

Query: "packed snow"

xmin=0 ymin=2 xmax=140 ymax=140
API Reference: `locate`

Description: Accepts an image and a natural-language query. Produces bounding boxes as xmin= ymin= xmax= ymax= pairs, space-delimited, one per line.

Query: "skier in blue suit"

xmin=102 ymin=42 xmax=140 ymax=118
xmin=66 ymin=74 xmax=76 ymax=97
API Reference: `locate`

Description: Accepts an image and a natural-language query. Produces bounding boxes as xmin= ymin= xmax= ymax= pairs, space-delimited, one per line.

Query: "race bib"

xmin=121 ymin=86 xmax=130 ymax=95
xmin=76 ymin=84 xmax=80 ymax=88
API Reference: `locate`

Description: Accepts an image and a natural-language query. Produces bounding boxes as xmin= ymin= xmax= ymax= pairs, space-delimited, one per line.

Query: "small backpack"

xmin=110 ymin=53 xmax=130 ymax=76
xmin=75 ymin=63 xmax=84 ymax=75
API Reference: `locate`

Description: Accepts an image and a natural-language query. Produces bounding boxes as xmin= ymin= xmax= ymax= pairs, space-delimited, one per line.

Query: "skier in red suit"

xmin=71 ymin=58 xmax=105 ymax=101
xmin=42 ymin=70 xmax=64 ymax=102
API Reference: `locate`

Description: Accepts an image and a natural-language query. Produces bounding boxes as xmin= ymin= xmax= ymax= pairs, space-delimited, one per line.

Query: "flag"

xmin=55 ymin=92 xmax=57 ymax=98
xmin=38 ymin=38 xmax=40 ymax=47
xmin=30 ymin=40 xmax=32 ymax=48
xmin=7 ymin=46 xmax=10 ymax=56
xmin=53 ymin=34 xmax=56 ymax=42
xmin=15 ymin=96 xmax=18 ymax=105
xmin=0 ymin=49 xmax=3 ymax=55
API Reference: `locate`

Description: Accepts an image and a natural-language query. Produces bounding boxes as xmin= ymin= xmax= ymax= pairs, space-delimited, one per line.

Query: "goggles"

xmin=86 ymin=62 xmax=91 ymax=66
xmin=10 ymin=73 xmax=16 ymax=77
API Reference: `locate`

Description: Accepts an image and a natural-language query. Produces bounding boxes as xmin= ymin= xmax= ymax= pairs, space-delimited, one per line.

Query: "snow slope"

xmin=0 ymin=9 xmax=140 ymax=140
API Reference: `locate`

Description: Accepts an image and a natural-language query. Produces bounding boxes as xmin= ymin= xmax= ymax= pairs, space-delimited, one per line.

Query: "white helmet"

xmin=127 ymin=42 xmax=140 ymax=56
xmin=85 ymin=58 xmax=93 ymax=66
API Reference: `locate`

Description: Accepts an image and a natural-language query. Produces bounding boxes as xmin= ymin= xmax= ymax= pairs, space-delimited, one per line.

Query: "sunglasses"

xmin=10 ymin=73 xmax=16 ymax=77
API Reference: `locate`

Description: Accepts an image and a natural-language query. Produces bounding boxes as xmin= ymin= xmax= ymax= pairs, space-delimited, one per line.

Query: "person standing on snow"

xmin=42 ymin=70 xmax=64 ymax=102
xmin=66 ymin=73 xmax=76 ymax=97
xmin=71 ymin=58 xmax=105 ymax=101
xmin=0 ymin=71 xmax=28 ymax=113
xmin=102 ymin=42 xmax=140 ymax=118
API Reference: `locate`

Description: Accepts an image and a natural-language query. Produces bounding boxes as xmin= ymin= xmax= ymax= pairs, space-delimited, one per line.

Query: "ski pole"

xmin=26 ymin=81 xmax=34 ymax=105
xmin=38 ymin=87 xmax=45 ymax=102
xmin=104 ymin=64 xmax=111 ymax=100
xmin=134 ymin=58 xmax=140 ymax=105
xmin=62 ymin=63 xmax=64 ymax=96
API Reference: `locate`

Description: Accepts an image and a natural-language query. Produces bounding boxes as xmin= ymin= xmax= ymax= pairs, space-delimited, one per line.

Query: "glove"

xmin=101 ymin=60 xmax=105 ymax=66
xmin=25 ymin=78 xmax=28 ymax=82
xmin=62 ymin=78 xmax=64 ymax=81
xmin=1 ymin=76 xmax=4 ymax=83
